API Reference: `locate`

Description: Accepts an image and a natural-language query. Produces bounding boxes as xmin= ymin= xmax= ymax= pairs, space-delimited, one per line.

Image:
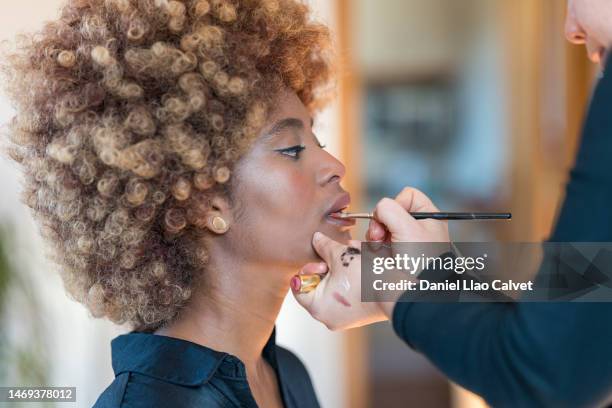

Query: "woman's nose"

xmin=565 ymin=12 xmax=586 ymax=44
xmin=316 ymin=152 xmax=346 ymax=186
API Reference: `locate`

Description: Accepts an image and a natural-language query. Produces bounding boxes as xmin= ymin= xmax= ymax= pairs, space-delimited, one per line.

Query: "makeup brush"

xmin=335 ymin=212 xmax=512 ymax=220
xmin=294 ymin=211 xmax=512 ymax=294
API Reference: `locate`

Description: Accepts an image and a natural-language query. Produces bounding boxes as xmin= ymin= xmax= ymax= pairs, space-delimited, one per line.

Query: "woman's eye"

xmin=276 ymin=144 xmax=306 ymax=159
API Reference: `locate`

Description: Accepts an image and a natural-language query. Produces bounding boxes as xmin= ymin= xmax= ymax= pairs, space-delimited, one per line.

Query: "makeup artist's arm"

xmin=549 ymin=72 xmax=612 ymax=240
xmin=390 ymin=54 xmax=612 ymax=408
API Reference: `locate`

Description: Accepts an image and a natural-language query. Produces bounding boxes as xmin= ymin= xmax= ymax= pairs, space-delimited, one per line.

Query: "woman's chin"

xmin=320 ymin=222 xmax=353 ymax=244
xmin=297 ymin=222 xmax=354 ymax=264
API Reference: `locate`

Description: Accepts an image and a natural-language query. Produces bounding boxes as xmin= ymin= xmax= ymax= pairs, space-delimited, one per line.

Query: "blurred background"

xmin=0 ymin=0 xmax=599 ymax=407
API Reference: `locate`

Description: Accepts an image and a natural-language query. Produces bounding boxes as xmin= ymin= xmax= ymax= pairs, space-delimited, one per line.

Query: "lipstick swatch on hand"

xmin=333 ymin=291 xmax=351 ymax=307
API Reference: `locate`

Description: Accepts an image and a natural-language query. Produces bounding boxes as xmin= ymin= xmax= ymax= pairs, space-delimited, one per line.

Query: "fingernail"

xmin=318 ymin=262 xmax=327 ymax=272
xmin=290 ymin=276 xmax=301 ymax=291
xmin=371 ymin=240 xmax=382 ymax=251
xmin=313 ymin=231 xmax=322 ymax=243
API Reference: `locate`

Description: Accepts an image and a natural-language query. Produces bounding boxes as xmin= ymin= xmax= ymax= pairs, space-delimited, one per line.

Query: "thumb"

xmin=298 ymin=262 xmax=328 ymax=276
xmin=373 ymin=197 xmax=417 ymax=241
xmin=311 ymin=231 xmax=344 ymax=264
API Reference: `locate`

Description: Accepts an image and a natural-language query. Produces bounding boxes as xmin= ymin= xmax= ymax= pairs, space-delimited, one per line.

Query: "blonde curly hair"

xmin=0 ymin=0 xmax=335 ymax=332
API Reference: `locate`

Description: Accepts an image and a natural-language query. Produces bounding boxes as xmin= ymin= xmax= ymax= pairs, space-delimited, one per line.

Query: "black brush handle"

xmin=410 ymin=212 xmax=512 ymax=220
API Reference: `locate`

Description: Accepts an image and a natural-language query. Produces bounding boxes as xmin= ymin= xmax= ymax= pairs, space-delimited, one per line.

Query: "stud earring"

xmin=209 ymin=215 xmax=229 ymax=233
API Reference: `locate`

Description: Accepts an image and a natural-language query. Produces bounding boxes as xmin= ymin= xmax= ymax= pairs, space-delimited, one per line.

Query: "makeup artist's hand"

xmin=292 ymin=187 xmax=450 ymax=329
xmin=367 ymin=187 xmax=450 ymax=317
xmin=367 ymin=187 xmax=449 ymax=244
xmin=291 ymin=233 xmax=389 ymax=331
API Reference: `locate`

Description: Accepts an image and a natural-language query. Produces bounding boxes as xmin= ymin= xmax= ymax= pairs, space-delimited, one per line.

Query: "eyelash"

xmin=277 ymin=144 xmax=305 ymax=159
xmin=276 ymin=142 xmax=326 ymax=159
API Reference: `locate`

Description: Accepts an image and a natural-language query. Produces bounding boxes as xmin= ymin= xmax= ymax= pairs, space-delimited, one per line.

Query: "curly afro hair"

xmin=0 ymin=0 xmax=335 ymax=332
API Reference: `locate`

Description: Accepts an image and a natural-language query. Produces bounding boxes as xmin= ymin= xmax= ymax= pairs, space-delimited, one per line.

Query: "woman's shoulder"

xmin=92 ymin=331 xmax=234 ymax=407
xmin=92 ymin=372 xmax=130 ymax=408
xmin=91 ymin=371 xmax=227 ymax=408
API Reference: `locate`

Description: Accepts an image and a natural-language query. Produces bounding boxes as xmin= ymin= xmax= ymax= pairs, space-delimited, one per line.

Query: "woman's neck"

xmin=154 ymin=251 xmax=294 ymax=368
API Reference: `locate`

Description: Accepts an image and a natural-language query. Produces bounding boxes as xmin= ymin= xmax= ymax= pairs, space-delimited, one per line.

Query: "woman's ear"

xmin=205 ymin=195 xmax=232 ymax=234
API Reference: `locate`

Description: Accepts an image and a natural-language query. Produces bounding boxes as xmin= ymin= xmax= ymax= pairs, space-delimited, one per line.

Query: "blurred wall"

xmin=347 ymin=0 xmax=513 ymax=407
xmin=355 ymin=0 xmax=459 ymax=74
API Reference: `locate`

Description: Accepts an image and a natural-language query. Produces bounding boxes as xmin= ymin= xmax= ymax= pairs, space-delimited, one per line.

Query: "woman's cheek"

xmin=291 ymin=170 xmax=311 ymax=194
xmin=283 ymin=171 xmax=313 ymax=210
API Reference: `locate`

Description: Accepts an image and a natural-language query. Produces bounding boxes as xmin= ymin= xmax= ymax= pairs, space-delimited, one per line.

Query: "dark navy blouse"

xmin=92 ymin=326 xmax=320 ymax=407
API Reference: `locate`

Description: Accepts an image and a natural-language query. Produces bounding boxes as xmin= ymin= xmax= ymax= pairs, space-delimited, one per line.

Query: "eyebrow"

xmin=262 ymin=117 xmax=314 ymax=141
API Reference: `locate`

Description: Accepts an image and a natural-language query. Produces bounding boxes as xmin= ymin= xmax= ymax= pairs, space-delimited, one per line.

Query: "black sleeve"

xmin=551 ymin=58 xmax=612 ymax=241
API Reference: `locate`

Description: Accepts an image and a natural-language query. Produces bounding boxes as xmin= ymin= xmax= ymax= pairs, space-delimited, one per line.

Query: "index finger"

xmin=298 ymin=262 xmax=328 ymax=276
xmin=394 ymin=187 xmax=439 ymax=213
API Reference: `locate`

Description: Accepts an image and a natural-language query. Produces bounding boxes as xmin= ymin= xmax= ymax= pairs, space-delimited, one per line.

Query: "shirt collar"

xmin=111 ymin=325 xmax=279 ymax=386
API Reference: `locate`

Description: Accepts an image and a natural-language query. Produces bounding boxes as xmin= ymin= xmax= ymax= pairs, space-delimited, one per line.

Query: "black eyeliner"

xmin=274 ymin=139 xmax=325 ymax=159
xmin=274 ymin=144 xmax=306 ymax=158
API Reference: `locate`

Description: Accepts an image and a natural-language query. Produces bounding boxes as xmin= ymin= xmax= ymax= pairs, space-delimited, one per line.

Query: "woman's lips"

xmin=324 ymin=192 xmax=355 ymax=228
xmin=325 ymin=211 xmax=356 ymax=227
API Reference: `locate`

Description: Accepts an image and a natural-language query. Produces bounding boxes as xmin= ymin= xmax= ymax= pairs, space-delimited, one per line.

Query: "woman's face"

xmin=224 ymin=89 xmax=354 ymax=269
xmin=565 ymin=0 xmax=612 ymax=65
